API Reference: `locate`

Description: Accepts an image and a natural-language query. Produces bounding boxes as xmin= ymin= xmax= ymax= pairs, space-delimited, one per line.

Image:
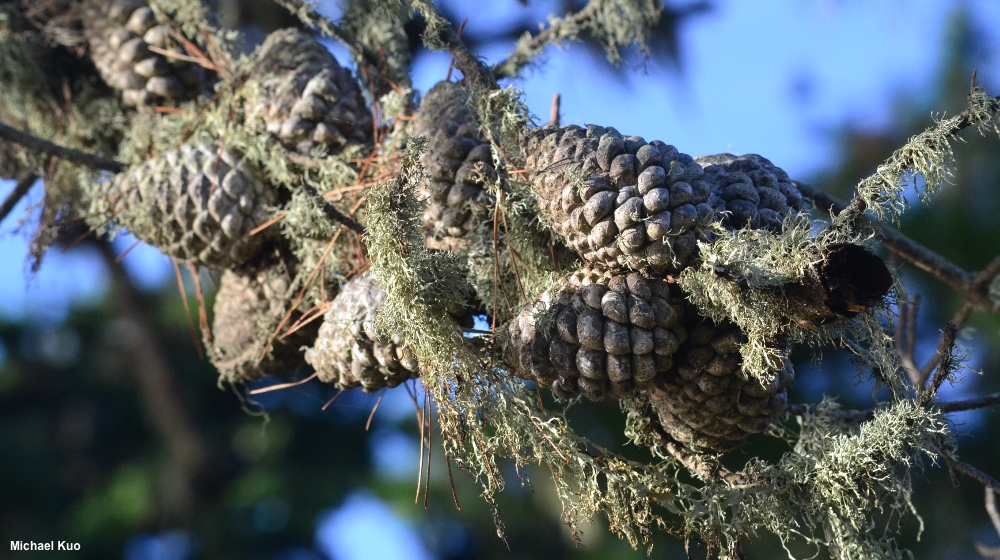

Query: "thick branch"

xmin=0 ymin=176 xmax=37 ymax=227
xmin=0 ymin=122 xmax=123 ymax=173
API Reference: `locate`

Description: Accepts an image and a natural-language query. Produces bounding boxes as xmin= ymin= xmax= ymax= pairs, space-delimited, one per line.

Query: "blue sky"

xmin=2 ymin=1 xmax=1000 ymax=558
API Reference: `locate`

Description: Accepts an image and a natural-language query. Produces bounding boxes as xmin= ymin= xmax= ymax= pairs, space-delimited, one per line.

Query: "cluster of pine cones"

xmin=504 ymin=125 xmax=810 ymax=452
xmin=3 ymin=1 xmax=882 ymax=456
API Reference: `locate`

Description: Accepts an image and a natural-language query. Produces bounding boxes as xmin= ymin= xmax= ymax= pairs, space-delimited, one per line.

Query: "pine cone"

xmin=250 ymin=28 xmax=373 ymax=156
xmin=694 ymin=153 xmax=811 ymax=231
xmin=106 ymin=142 xmax=275 ymax=269
xmin=305 ymin=272 xmax=419 ymax=392
xmin=414 ymin=81 xmax=497 ymax=250
xmin=506 ymin=266 xmax=690 ymax=401
xmin=82 ymin=0 xmax=212 ymax=107
xmin=649 ymin=319 xmax=794 ymax=454
xmin=521 ymin=125 xmax=809 ymax=274
xmin=208 ymin=264 xmax=320 ymax=384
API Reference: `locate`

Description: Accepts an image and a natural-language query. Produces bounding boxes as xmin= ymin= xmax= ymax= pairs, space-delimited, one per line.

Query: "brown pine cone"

xmin=305 ymin=272 xmax=419 ymax=392
xmin=208 ymin=264 xmax=320 ymax=384
xmin=413 ymin=81 xmax=497 ymax=250
xmin=250 ymin=28 xmax=373 ymax=156
xmin=81 ymin=0 xmax=212 ymax=106
xmin=521 ymin=125 xmax=809 ymax=275
xmin=506 ymin=266 xmax=690 ymax=401
xmin=105 ymin=142 xmax=276 ymax=269
xmin=649 ymin=319 xmax=794 ymax=454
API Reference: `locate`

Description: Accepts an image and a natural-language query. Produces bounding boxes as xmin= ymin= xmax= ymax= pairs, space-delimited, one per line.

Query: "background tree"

xmin=6 ymin=1 xmax=995 ymax=554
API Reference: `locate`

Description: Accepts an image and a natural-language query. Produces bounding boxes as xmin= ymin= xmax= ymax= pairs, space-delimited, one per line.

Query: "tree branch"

xmin=493 ymin=2 xmax=602 ymax=80
xmin=271 ymin=0 xmax=385 ymax=76
xmin=0 ymin=121 xmax=123 ymax=173
xmin=647 ymin=420 xmax=758 ymax=485
xmin=813 ymin=191 xmax=998 ymax=310
xmin=938 ymin=393 xmax=1000 ymax=413
xmin=90 ymin=234 xmax=211 ymax=516
xmin=411 ymin=1 xmax=497 ymax=92
xmin=976 ymin=486 xmax=1000 ymax=559
xmin=837 ymin=92 xmax=1000 ymax=223
xmin=946 ymin=456 xmax=1000 ymax=496
xmin=919 ymin=321 xmax=958 ymax=405
xmin=0 ymin=175 xmax=37 ymax=227
xmin=301 ymin=183 xmax=366 ymax=235
xmin=0 ymin=121 xmax=367 ymax=237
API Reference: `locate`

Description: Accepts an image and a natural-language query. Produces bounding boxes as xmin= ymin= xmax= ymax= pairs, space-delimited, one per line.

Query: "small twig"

xmin=271 ymin=0 xmax=384 ymax=76
xmin=895 ymin=295 xmax=922 ymax=387
xmin=786 ymin=403 xmax=874 ymax=423
xmin=987 ymin=485 xmax=1000 ymax=535
xmin=301 ymin=183 xmax=366 ymax=235
xmin=976 ymin=484 xmax=1000 ymax=559
xmin=789 ymin=391 xmax=1000 ymax=423
xmin=493 ymin=2 xmax=601 ymax=79
xmin=648 ymin=421 xmax=756 ymax=485
xmin=0 ymin=175 xmax=37 ymax=227
xmin=836 ymin=89 xmax=1000 ymax=224
xmin=411 ymin=2 xmax=496 ymax=92
xmin=918 ymin=322 xmax=958 ymax=405
xmin=938 ymin=393 xmax=1000 ymax=413
xmin=0 ymin=121 xmax=123 ymax=173
xmin=946 ymin=456 xmax=1000 ymax=496
xmin=548 ymin=93 xmax=561 ymax=127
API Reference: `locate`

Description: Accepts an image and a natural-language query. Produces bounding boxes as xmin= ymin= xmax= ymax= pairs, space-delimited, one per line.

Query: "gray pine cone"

xmin=106 ymin=142 xmax=276 ymax=269
xmin=414 ymin=81 xmax=497 ymax=250
xmin=649 ymin=319 xmax=794 ymax=454
xmin=208 ymin=264 xmax=320 ymax=384
xmin=305 ymin=272 xmax=419 ymax=392
xmin=250 ymin=28 xmax=374 ymax=156
xmin=82 ymin=0 xmax=212 ymax=106
xmin=506 ymin=266 xmax=690 ymax=401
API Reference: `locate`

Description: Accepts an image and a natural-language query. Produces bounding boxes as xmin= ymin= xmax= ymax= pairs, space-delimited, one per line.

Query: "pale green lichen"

xmin=2 ymin=2 xmax=991 ymax=557
xmin=837 ymin=88 xmax=1000 ymax=226
xmin=340 ymin=0 xmax=413 ymax=94
xmin=497 ymin=0 xmax=662 ymax=77
xmin=678 ymin=213 xmax=905 ymax=399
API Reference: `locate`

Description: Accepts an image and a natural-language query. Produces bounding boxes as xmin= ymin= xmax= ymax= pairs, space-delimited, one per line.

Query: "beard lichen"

xmin=837 ymin=87 xmax=1000 ymax=226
